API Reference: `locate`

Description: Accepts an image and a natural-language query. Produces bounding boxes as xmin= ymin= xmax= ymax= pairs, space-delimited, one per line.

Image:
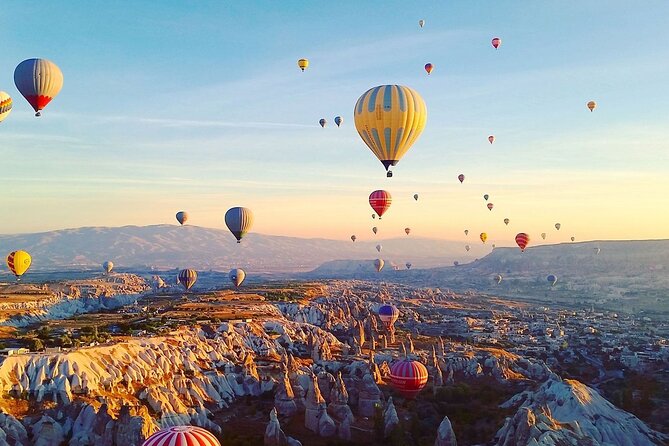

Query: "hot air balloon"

xmin=424 ymin=63 xmax=433 ymax=75
xmin=465 ymin=245 xmax=470 ymax=252
xmin=374 ymin=258 xmax=384 ymax=272
xmin=492 ymin=37 xmax=501 ymax=49
xmin=413 ymin=194 xmax=418 ymax=201
xmin=484 ymin=194 xmax=490 ymax=201
xmin=555 ymin=223 xmax=561 ymax=230
xmin=6 ymin=251 xmax=31 ymax=279
xmin=369 ymin=190 xmax=392 ymax=219
xmin=372 ymin=214 xmax=376 ymax=219
xmin=14 ymin=59 xmax=63 ymax=117
xmin=515 ymin=233 xmax=530 ymax=252
xmin=229 ymin=268 xmax=246 ymax=287
xmin=480 ymin=232 xmax=487 ymax=243
xmin=418 ymin=19 xmax=425 ymax=28
xmin=354 ymin=85 xmax=427 ymax=177
xmin=487 ymin=203 xmax=494 ymax=211
xmin=571 ymin=236 xmax=575 ymax=242
xmin=225 ymin=207 xmax=253 ymax=243
xmin=488 ymin=135 xmax=495 ymax=144
xmin=334 ymin=116 xmax=343 ymax=127
xmin=378 ymin=304 xmax=399 ymax=330
xmin=494 ymin=274 xmax=502 ymax=285
xmin=0 ymin=92 xmax=12 ymax=123
xmin=587 ymin=101 xmax=596 ymax=112
xmin=102 ymin=261 xmax=113 ymax=274
xmin=178 ymin=269 xmax=197 ymax=291
xmin=453 ymin=261 xmax=459 ymax=266
xmin=458 ymin=174 xmax=465 ymax=183
xmin=176 ymin=211 xmax=188 ymax=225
xmin=504 ymin=218 xmax=510 ymax=226
xmin=297 ymin=58 xmax=309 ymax=71
xmin=464 ymin=229 xmax=469 ymax=236
xmin=141 ymin=425 xmax=221 ymax=446
xmin=541 ymin=232 xmax=547 ymax=240
xmin=389 ymin=359 xmax=428 ymax=398
xmin=594 ymin=247 xmax=601 ymax=255
xmin=376 ymin=244 xmax=382 ymax=253
xmin=319 ymin=118 xmax=326 ymax=128
xmin=406 ymin=262 xmax=412 ymax=270
xmin=372 ymin=226 xmax=378 ymax=235
xmin=547 ymin=274 xmax=558 ymax=286
xmin=351 ymin=235 xmax=356 ymax=242
xmin=492 ymin=244 xmax=496 ymax=248
xmin=405 ymin=227 xmax=411 ymax=235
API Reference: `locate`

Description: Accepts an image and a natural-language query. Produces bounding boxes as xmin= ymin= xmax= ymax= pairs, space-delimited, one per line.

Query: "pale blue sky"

xmin=1 ymin=1 xmax=669 ymax=245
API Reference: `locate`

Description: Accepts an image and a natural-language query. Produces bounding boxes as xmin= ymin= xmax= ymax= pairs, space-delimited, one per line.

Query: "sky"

xmin=1 ymin=1 xmax=669 ymax=247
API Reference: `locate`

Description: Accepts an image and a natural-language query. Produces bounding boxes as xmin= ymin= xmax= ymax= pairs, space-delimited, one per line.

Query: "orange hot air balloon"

xmin=424 ymin=63 xmax=433 ymax=74
xmin=515 ymin=233 xmax=530 ymax=252
xmin=458 ymin=174 xmax=465 ymax=183
xmin=369 ymin=190 xmax=392 ymax=219
xmin=488 ymin=135 xmax=495 ymax=144
xmin=492 ymin=37 xmax=501 ymax=49
xmin=487 ymin=203 xmax=494 ymax=211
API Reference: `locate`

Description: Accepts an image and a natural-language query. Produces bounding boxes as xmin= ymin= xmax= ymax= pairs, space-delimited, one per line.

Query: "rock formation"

xmin=434 ymin=415 xmax=457 ymax=446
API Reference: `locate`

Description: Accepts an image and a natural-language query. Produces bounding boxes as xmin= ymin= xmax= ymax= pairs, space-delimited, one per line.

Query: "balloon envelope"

xmin=492 ymin=37 xmax=501 ymax=49
xmin=376 ymin=244 xmax=382 ymax=253
xmin=178 ymin=269 xmax=197 ymax=291
xmin=571 ymin=236 xmax=575 ymax=242
xmin=541 ymin=232 xmax=547 ymax=240
xmin=0 ymin=91 xmax=12 ymax=123
xmin=406 ymin=262 xmax=412 ymax=270
xmin=547 ymin=274 xmax=558 ymax=286
xmin=374 ymin=258 xmax=384 ymax=272
xmin=555 ymin=223 xmax=561 ymax=230
xmin=504 ymin=218 xmax=510 ymax=225
xmin=464 ymin=229 xmax=469 ymax=235
xmin=515 ymin=233 xmax=530 ymax=252
xmin=369 ymin=190 xmax=392 ymax=218
xmin=102 ymin=261 xmax=113 ymax=274
xmin=389 ymin=359 xmax=428 ymax=398
xmin=14 ymin=59 xmax=63 ymax=116
xmin=495 ymin=274 xmax=503 ymax=284
xmin=319 ymin=118 xmax=326 ymax=127
xmin=225 ymin=207 xmax=254 ymax=243
xmin=334 ymin=116 xmax=342 ymax=127
xmin=418 ymin=19 xmax=425 ymax=28
xmin=372 ymin=226 xmax=378 ymax=234
xmin=176 ymin=211 xmax=188 ymax=225
xmin=424 ymin=63 xmax=433 ymax=74
xmin=297 ymin=58 xmax=309 ymax=71
xmin=413 ymin=194 xmax=418 ymax=201
xmin=480 ymin=233 xmax=487 ymax=243
xmin=488 ymin=135 xmax=495 ymax=144
xmin=483 ymin=194 xmax=489 ymax=201
xmin=405 ymin=227 xmax=411 ymax=235
xmin=465 ymin=245 xmax=470 ymax=251
xmin=351 ymin=235 xmax=356 ymax=242
xmin=378 ymin=304 xmax=399 ymax=330
xmin=229 ymin=268 xmax=246 ymax=287
xmin=354 ymin=85 xmax=427 ymax=175
xmin=7 ymin=251 xmax=31 ymax=277
xmin=458 ymin=174 xmax=465 ymax=183
xmin=487 ymin=203 xmax=494 ymax=211
xmin=587 ymin=100 xmax=596 ymax=112
xmin=142 ymin=425 xmax=220 ymax=446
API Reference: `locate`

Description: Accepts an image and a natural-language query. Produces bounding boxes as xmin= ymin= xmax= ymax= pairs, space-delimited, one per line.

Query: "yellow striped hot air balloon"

xmin=7 ymin=251 xmax=31 ymax=279
xmin=297 ymin=58 xmax=309 ymax=71
xmin=0 ymin=91 xmax=12 ymax=123
xmin=354 ymin=85 xmax=427 ymax=177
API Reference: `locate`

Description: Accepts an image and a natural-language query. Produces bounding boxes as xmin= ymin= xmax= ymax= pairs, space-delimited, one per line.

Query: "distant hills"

xmin=0 ymin=225 xmax=482 ymax=273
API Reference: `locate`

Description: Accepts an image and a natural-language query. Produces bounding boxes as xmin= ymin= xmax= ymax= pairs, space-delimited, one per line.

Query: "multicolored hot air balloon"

xmin=418 ymin=19 xmax=425 ymax=28
xmin=541 ymin=232 xmax=547 ymax=240
xmin=229 ymin=268 xmax=246 ymax=287
xmin=6 ymin=251 xmax=31 ymax=279
xmin=492 ymin=37 xmax=501 ymax=49
xmin=178 ymin=269 xmax=197 ymax=291
xmin=0 ymin=92 xmax=12 ymax=123
xmin=465 ymin=245 xmax=470 ymax=252
xmin=494 ymin=274 xmax=503 ymax=285
xmin=464 ymin=229 xmax=469 ymax=236
xmin=587 ymin=101 xmax=596 ymax=112
xmin=297 ymin=58 xmax=309 ymax=71
xmin=487 ymin=203 xmax=494 ymax=211
xmin=372 ymin=226 xmax=378 ymax=235
xmin=413 ymin=194 xmax=419 ymax=201
xmin=480 ymin=232 xmax=487 ymax=243
xmin=176 ymin=211 xmax=188 ymax=225
xmin=406 ymin=262 xmax=412 ymax=270
xmin=102 ymin=261 xmax=113 ymax=274
xmin=488 ymin=135 xmax=495 ymax=144
xmin=378 ymin=304 xmax=399 ymax=330
xmin=334 ymin=116 xmax=343 ymax=127
xmin=547 ymin=274 xmax=558 ymax=286
xmin=389 ymin=359 xmax=428 ymax=398
xmin=555 ymin=223 xmax=561 ymax=230
xmin=374 ymin=258 xmax=384 ymax=272
xmin=504 ymin=218 xmax=510 ymax=225
xmin=405 ymin=227 xmax=411 ymax=235
xmin=515 ymin=233 xmax=530 ymax=252
xmin=319 ymin=118 xmax=326 ymax=128
xmin=369 ymin=190 xmax=392 ymax=219
xmin=14 ymin=59 xmax=63 ymax=117
xmin=141 ymin=425 xmax=221 ymax=446
xmin=225 ymin=207 xmax=253 ymax=243
xmin=351 ymin=235 xmax=356 ymax=242
xmin=458 ymin=174 xmax=465 ymax=183
xmin=424 ymin=63 xmax=433 ymax=75
xmin=483 ymin=194 xmax=489 ymax=201
xmin=354 ymin=85 xmax=427 ymax=177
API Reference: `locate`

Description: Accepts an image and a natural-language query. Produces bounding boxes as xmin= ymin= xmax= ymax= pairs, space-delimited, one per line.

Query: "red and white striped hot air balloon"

xmin=389 ymin=359 xmax=428 ymax=398
xmin=515 ymin=233 xmax=530 ymax=252
xmin=142 ymin=426 xmax=220 ymax=446
xmin=369 ymin=190 xmax=392 ymax=219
